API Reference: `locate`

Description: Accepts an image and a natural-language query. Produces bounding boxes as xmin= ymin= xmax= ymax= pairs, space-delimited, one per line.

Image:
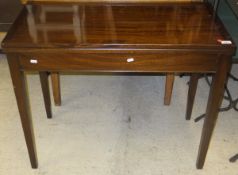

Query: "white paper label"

xmin=218 ymin=40 xmax=232 ymax=45
xmin=30 ymin=59 xmax=38 ymax=64
xmin=127 ymin=58 xmax=134 ymax=63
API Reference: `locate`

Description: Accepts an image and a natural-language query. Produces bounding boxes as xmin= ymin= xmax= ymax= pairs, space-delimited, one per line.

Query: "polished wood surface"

xmin=186 ymin=73 xmax=199 ymax=120
xmin=164 ymin=73 xmax=174 ymax=105
xmin=2 ymin=2 xmax=236 ymax=169
xmin=39 ymin=72 xmax=52 ymax=118
xmin=2 ymin=3 xmax=235 ymax=52
xmin=197 ymin=56 xmax=231 ymax=168
xmin=51 ymin=72 xmax=61 ymax=106
xmin=7 ymin=54 xmax=38 ymax=168
xmin=18 ymin=52 xmax=220 ymax=72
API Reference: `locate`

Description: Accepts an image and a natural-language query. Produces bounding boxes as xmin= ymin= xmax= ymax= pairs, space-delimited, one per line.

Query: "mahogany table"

xmin=2 ymin=2 xmax=236 ymax=169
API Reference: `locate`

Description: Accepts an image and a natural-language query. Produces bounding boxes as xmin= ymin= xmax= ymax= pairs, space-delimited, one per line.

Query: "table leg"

xmin=196 ymin=57 xmax=230 ymax=169
xmin=39 ymin=72 xmax=52 ymax=119
xmin=51 ymin=73 xmax=61 ymax=106
xmin=164 ymin=73 xmax=175 ymax=105
xmin=7 ymin=54 xmax=38 ymax=168
xmin=185 ymin=74 xmax=199 ymax=120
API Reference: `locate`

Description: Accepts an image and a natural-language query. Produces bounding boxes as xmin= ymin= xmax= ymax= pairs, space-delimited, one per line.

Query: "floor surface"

xmin=0 ymin=54 xmax=238 ymax=175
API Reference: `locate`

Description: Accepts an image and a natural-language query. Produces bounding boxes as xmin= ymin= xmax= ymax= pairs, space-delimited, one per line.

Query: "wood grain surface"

xmin=2 ymin=3 xmax=235 ymax=53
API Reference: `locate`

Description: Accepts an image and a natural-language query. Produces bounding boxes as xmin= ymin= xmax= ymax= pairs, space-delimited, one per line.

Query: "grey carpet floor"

xmin=0 ymin=54 xmax=238 ymax=175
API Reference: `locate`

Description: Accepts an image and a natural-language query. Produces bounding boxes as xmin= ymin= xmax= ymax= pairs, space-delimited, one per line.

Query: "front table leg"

xmin=7 ymin=54 xmax=38 ymax=168
xmin=196 ymin=57 xmax=230 ymax=169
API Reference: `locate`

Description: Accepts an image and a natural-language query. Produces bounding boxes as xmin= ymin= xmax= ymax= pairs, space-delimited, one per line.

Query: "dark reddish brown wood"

xmin=196 ymin=56 xmax=231 ymax=169
xmin=2 ymin=2 xmax=236 ymax=169
xmin=2 ymin=3 xmax=235 ymax=53
xmin=185 ymin=74 xmax=199 ymax=120
xmin=7 ymin=54 xmax=38 ymax=169
xmin=39 ymin=71 xmax=52 ymax=118
xmin=18 ymin=52 xmax=219 ymax=73
xmin=51 ymin=72 xmax=61 ymax=106
xmin=164 ymin=74 xmax=175 ymax=105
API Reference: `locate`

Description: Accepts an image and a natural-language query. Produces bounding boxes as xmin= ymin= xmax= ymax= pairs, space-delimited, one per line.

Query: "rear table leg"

xmin=51 ymin=72 xmax=61 ymax=106
xmin=186 ymin=74 xmax=199 ymax=120
xmin=164 ymin=74 xmax=175 ymax=105
xmin=40 ymin=72 xmax=52 ymax=119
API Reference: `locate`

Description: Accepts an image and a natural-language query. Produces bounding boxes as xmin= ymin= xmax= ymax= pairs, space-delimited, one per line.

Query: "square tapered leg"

xmin=7 ymin=54 xmax=38 ymax=168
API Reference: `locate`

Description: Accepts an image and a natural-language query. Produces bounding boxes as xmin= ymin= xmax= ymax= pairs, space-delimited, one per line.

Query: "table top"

xmin=2 ymin=2 xmax=236 ymax=52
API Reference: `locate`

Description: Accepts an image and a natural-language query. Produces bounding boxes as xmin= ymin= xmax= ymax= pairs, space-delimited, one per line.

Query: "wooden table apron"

xmin=14 ymin=50 xmax=222 ymax=72
xmin=2 ymin=2 xmax=236 ymax=170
